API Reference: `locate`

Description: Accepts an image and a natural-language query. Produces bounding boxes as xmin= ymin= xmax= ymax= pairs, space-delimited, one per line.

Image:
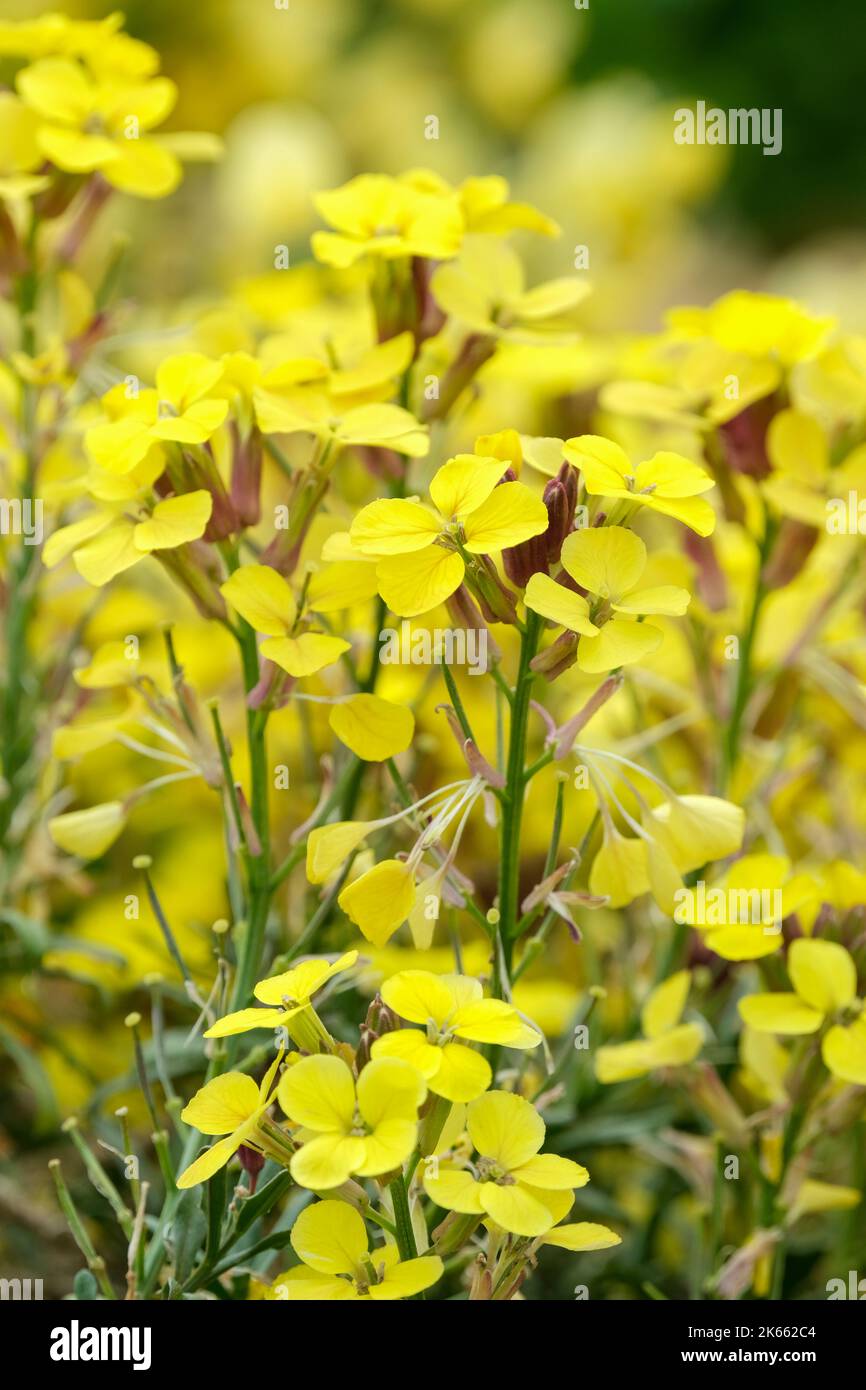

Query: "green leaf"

xmin=171 ymin=1189 xmax=208 ymax=1284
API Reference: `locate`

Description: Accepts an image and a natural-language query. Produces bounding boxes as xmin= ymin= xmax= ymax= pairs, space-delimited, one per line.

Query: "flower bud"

xmin=718 ymin=396 xmax=779 ymax=479
xmin=542 ymin=463 xmax=578 ymax=564
xmin=230 ymin=423 xmax=263 ymax=527
xmin=356 ymin=993 xmax=401 ymax=1070
xmin=237 ymin=1144 xmax=266 ymax=1194
xmin=761 ymin=517 xmax=818 ymax=589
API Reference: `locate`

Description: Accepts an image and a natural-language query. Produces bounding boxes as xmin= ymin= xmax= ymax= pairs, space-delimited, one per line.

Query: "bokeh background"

xmin=7 ymin=0 xmax=866 ymax=321
xmin=4 ymin=0 xmax=866 ymax=1300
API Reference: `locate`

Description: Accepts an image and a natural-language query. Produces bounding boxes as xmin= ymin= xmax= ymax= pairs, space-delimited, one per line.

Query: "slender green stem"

xmin=389 ymin=1173 xmax=418 ymax=1263
xmin=495 ymin=612 xmax=541 ymax=990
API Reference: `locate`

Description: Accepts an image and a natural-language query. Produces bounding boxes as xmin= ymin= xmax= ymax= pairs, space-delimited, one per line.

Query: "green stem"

xmin=495 ymin=612 xmax=541 ymax=990
xmin=230 ymin=621 xmax=272 ymax=1010
xmin=389 ymin=1173 xmax=418 ymax=1262
xmin=720 ymin=519 xmax=775 ymax=790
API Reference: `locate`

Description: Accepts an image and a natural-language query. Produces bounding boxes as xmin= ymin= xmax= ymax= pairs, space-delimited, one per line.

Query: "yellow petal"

xmin=47 ymin=801 xmax=125 ymax=859
xmin=356 ymin=1056 xmax=427 ymax=1128
xmin=451 ymin=999 xmax=541 ymax=1047
xmin=204 ymin=1007 xmax=288 ymax=1038
xmin=290 ymin=1134 xmax=366 ymax=1190
xmin=543 ymin=1222 xmax=621 ymax=1251
xmin=649 ymin=795 xmax=745 ymax=874
xmin=788 ymin=939 xmax=856 ymax=1014
xmin=43 ymin=512 xmax=111 ymax=569
xmin=133 ymin=490 xmax=212 ymax=551
xmin=429 ymin=454 xmax=508 ymax=521
xmin=738 ymin=993 xmax=823 ymax=1035
xmin=220 ymin=563 xmax=295 ymax=635
xmin=255 ymin=952 xmax=357 ymax=1006
xmin=614 ymin=584 xmax=690 ymax=617
xmin=181 ymin=1072 xmax=260 ymax=1134
xmin=370 ymin=1255 xmax=443 ymax=1300
xmin=338 ymin=859 xmax=416 ymax=946
xmin=306 ymin=821 xmax=374 ymax=884
xmin=562 ymin=435 xmax=631 ymax=492
xmin=428 ymin=1043 xmax=492 ymax=1102
xmin=306 ymin=561 xmax=379 ymax=612
xmin=376 ymin=546 xmax=465 ymax=618
xmin=705 ymin=926 xmax=784 ymax=961
xmin=290 ymin=1198 xmax=367 ymax=1277
xmin=423 ymin=1164 xmax=484 ymax=1214
xmin=641 ymin=970 xmax=690 ymax=1040
xmin=74 ymin=519 xmax=140 ymax=585
xmin=155 ymin=352 xmax=223 ymax=411
xmin=588 ymin=826 xmax=649 ymax=908
xmin=577 ymin=618 xmax=663 ymax=673
xmin=329 ymin=693 xmax=414 ymax=761
xmin=336 ymin=404 xmax=428 ymax=457
xmin=176 ymin=1133 xmax=245 ymax=1190
xmin=381 ymin=971 xmax=457 ymax=1027
xmin=104 ymin=138 xmax=181 ymax=198
xmin=355 ymin=1119 xmax=419 ymax=1177
xmin=371 ymin=1029 xmax=444 ymax=1081
xmin=524 ymin=573 xmax=598 ymax=634
xmin=350 ymin=499 xmax=440 ymax=556
xmin=266 ymin=1266 xmax=358 ymax=1300
xmin=149 ymin=399 xmax=227 ymax=443
xmin=822 ymin=1019 xmax=866 ymax=1086
xmin=560 ymin=525 xmax=646 ymax=600
xmin=467 ymin=1090 xmax=544 ymax=1169
xmin=462 ymin=481 xmax=548 ymax=553
xmin=277 ymin=1054 xmax=355 ymax=1131
xmin=479 ymin=1181 xmax=555 ymax=1236
xmin=260 ymin=633 xmax=350 ymax=677
xmin=513 ymin=1154 xmax=589 ymax=1190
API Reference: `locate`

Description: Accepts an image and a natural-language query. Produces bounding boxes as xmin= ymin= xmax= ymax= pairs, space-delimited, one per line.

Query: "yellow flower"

xmin=220 ymin=563 xmax=350 ymax=678
xmin=44 ymin=489 xmax=213 ymax=587
xmin=0 ymin=90 xmax=49 ymax=199
xmin=403 ymin=169 xmax=559 ymax=238
xmin=739 ymin=939 xmax=866 ymax=1085
xmin=350 ymin=453 xmax=548 ymax=616
xmin=47 ymin=800 xmax=126 ymax=859
xmin=539 ymin=1220 xmax=622 ymax=1253
xmin=595 ymin=971 xmax=704 ymax=1083
xmin=423 ymin=1090 xmax=589 ymax=1237
xmin=253 ymin=373 xmax=428 ymax=457
xmin=526 ymin=525 xmax=690 ymax=673
xmin=328 ymin=693 xmax=415 ymax=762
xmin=16 ymin=57 xmax=219 ymax=198
xmin=563 ymin=435 xmax=716 ymax=535
xmin=278 ymin=1054 xmax=426 ymax=1189
xmin=676 ymin=853 xmax=820 ymax=960
xmin=268 ymin=1199 xmax=443 ymax=1301
xmin=204 ymin=951 xmax=358 ymax=1040
xmin=338 ymin=859 xmax=417 ymax=947
xmin=311 ymin=173 xmax=463 ymax=268
xmin=763 ymin=407 xmax=866 ymax=527
xmin=371 ymin=971 xmax=541 ymax=1103
xmin=177 ymin=1051 xmax=284 ymax=1189
xmin=668 ymin=290 xmax=834 ymax=368
xmin=85 ymin=356 xmax=228 ymax=473
xmin=431 ymin=236 xmax=589 ymax=342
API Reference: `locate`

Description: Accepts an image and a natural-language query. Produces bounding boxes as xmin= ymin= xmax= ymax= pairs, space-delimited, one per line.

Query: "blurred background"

xmin=4 ymin=0 xmax=866 ymax=1300
xmin=6 ymin=0 xmax=865 ymax=326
